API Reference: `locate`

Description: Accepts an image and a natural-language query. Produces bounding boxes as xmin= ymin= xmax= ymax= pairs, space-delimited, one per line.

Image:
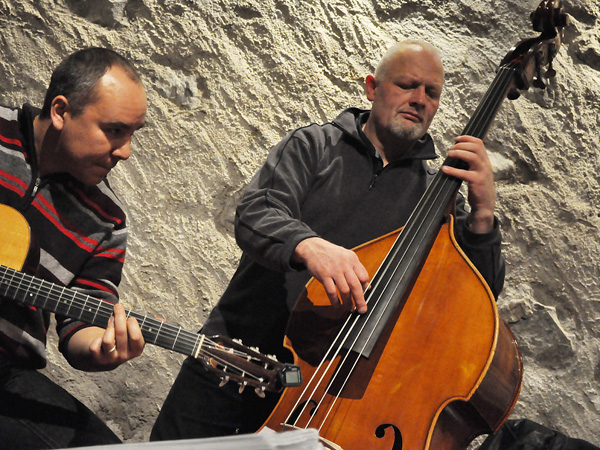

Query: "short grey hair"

xmin=374 ymin=40 xmax=443 ymax=81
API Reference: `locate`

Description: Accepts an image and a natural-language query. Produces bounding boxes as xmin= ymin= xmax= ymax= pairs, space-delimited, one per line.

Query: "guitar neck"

xmin=0 ymin=265 xmax=202 ymax=357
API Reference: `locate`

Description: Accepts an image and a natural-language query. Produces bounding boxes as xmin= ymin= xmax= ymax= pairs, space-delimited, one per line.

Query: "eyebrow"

xmin=105 ymin=121 xmax=146 ymax=130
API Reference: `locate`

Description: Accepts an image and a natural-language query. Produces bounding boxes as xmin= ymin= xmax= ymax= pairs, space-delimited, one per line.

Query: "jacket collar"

xmin=332 ymin=108 xmax=439 ymax=162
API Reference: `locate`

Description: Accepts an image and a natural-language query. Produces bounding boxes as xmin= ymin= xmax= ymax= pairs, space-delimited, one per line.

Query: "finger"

xmin=450 ymin=139 xmax=488 ymax=162
xmin=322 ymin=278 xmax=342 ymax=306
xmin=348 ymin=277 xmax=367 ymax=314
xmin=101 ymin=316 xmax=117 ymax=355
xmin=356 ymin=264 xmax=371 ymax=314
xmin=348 ymin=266 xmax=370 ymax=314
xmin=112 ymin=303 xmax=129 ymax=352
xmin=355 ymin=260 xmax=370 ymax=285
xmin=126 ymin=317 xmax=145 ymax=356
xmin=335 ymin=273 xmax=353 ymax=305
xmin=454 ymin=135 xmax=482 ymax=145
xmin=441 ymin=164 xmax=471 ymax=182
xmin=447 ymin=146 xmax=486 ymax=167
xmin=448 ymin=147 xmax=479 ymax=161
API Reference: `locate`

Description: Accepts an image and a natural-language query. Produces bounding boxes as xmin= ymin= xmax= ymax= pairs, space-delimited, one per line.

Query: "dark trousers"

xmin=0 ymin=361 xmax=121 ymax=449
xmin=150 ymin=356 xmax=280 ymax=441
xmin=479 ymin=419 xmax=599 ymax=450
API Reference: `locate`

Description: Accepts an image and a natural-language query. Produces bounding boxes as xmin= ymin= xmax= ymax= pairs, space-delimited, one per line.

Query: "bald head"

xmin=375 ymin=40 xmax=444 ymax=83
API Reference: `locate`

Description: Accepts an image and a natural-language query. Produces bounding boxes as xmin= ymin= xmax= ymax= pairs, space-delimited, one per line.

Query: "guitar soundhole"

xmin=375 ymin=423 xmax=402 ymax=450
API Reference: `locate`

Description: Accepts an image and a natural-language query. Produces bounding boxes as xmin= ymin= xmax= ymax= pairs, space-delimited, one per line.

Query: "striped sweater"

xmin=0 ymin=104 xmax=128 ymax=369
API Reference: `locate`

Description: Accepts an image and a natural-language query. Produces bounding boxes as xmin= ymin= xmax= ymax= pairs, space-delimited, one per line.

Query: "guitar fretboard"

xmin=0 ymin=265 xmax=202 ymax=357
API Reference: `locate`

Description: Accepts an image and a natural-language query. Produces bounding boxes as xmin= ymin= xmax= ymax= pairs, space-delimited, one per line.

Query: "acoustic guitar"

xmin=0 ymin=203 xmax=301 ymax=395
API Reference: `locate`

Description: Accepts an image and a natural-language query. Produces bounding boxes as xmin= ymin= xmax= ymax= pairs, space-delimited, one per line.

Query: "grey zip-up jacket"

xmin=202 ymin=108 xmax=505 ymax=356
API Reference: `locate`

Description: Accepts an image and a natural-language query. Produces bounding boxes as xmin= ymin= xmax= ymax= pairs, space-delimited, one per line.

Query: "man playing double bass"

xmin=151 ymin=40 xmax=504 ymax=440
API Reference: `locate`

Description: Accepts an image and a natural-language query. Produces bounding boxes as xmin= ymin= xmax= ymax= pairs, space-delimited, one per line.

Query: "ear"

xmin=365 ymin=74 xmax=378 ymax=102
xmin=49 ymin=96 xmax=70 ymax=131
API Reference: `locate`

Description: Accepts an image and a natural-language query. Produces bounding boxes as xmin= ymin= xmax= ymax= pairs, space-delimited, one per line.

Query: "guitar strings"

xmin=0 ymin=267 xmax=275 ymax=386
xmin=0 ymin=266 xmax=198 ymax=352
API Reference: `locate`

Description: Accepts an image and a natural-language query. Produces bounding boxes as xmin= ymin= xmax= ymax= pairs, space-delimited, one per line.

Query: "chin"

xmin=391 ymin=125 xmax=424 ymax=142
xmin=78 ymin=175 xmax=104 ymax=186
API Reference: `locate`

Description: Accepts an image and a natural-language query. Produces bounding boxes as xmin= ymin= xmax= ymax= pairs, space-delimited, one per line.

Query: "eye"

xmin=105 ymin=127 xmax=125 ymax=138
xmin=426 ymin=89 xmax=440 ymax=100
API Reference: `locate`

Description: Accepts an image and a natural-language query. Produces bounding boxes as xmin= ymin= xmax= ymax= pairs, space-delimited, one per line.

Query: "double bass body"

xmin=263 ymin=220 xmax=523 ymax=450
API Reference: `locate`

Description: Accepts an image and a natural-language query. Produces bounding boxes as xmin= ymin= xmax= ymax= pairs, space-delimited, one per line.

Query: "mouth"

xmin=399 ymin=111 xmax=421 ymax=122
xmin=98 ymin=165 xmax=113 ymax=176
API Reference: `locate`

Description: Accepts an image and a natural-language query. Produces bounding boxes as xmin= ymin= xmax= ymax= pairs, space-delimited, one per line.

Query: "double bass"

xmin=261 ymin=1 xmax=569 ymax=449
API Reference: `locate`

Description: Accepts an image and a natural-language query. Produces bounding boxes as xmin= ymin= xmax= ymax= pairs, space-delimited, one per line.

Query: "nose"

xmin=112 ymin=139 xmax=131 ymax=161
xmin=409 ymin=86 xmax=426 ymax=106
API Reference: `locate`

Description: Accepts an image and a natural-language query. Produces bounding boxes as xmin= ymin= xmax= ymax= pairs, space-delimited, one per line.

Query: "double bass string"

xmin=461 ymin=66 xmax=515 ymax=140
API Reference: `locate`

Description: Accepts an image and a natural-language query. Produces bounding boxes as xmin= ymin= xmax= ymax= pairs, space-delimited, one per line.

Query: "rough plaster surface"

xmin=1 ymin=0 xmax=599 ymax=445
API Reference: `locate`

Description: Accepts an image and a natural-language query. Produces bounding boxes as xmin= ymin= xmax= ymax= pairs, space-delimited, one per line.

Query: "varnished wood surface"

xmin=263 ymin=221 xmax=522 ymax=450
xmin=0 ymin=204 xmax=30 ymax=271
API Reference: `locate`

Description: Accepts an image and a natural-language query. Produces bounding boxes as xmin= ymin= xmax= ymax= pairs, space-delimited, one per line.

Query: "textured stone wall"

xmin=1 ymin=0 xmax=599 ymax=445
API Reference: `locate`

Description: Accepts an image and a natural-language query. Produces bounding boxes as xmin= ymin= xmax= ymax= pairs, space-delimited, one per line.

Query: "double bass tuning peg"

xmin=545 ymin=61 xmax=556 ymax=79
xmin=532 ymin=78 xmax=546 ymax=90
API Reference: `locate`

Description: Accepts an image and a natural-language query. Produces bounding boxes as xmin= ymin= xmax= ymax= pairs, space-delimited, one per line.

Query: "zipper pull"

xmin=30 ymin=177 xmax=41 ymax=199
xmin=368 ymin=174 xmax=378 ymax=190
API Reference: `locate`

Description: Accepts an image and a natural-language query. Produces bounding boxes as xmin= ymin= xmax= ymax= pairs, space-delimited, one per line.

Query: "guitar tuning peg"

xmin=238 ymin=381 xmax=247 ymax=394
xmin=254 ymin=387 xmax=266 ymax=398
xmin=233 ymin=338 xmax=242 ymax=344
xmin=219 ymin=376 xmax=230 ymax=388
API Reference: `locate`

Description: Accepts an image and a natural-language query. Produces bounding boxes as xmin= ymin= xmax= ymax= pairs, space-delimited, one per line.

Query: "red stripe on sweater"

xmin=70 ymin=184 xmax=124 ymax=226
xmin=77 ymin=278 xmax=118 ymax=299
xmin=32 ymin=190 xmax=124 ymax=258
xmin=32 ymin=200 xmax=99 ymax=252
xmin=0 ymin=178 xmax=26 ymax=196
xmin=0 ymin=169 xmax=29 ymax=192
xmin=0 ymin=134 xmax=22 ymax=147
xmin=95 ymin=250 xmax=126 ymax=264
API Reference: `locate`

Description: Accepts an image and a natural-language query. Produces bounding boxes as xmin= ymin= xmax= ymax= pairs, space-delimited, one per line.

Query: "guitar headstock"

xmin=500 ymin=0 xmax=570 ymax=99
xmin=197 ymin=335 xmax=302 ymax=397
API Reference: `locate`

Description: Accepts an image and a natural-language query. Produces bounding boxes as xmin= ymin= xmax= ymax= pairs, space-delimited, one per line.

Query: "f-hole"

xmin=375 ymin=423 xmax=403 ymax=450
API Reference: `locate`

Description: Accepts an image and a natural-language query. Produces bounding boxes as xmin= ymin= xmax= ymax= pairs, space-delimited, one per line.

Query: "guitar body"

xmin=0 ymin=204 xmax=31 ymax=271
